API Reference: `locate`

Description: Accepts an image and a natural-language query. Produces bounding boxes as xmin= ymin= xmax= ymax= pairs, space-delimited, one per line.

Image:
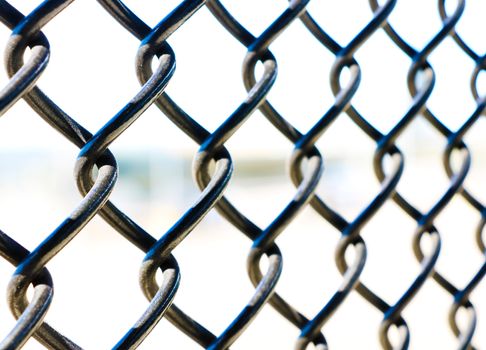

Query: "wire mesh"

xmin=0 ymin=0 xmax=484 ymax=349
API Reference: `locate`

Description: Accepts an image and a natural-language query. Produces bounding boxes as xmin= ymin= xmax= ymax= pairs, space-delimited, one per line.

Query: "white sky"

xmin=0 ymin=1 xmax=484 ymax=349
xmin=0 ymin=0 xmax=483 ymax=158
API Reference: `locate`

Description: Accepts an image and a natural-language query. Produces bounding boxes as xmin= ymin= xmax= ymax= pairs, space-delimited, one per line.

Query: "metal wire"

xmin=0 ymin=0 xmax=484 ymax=349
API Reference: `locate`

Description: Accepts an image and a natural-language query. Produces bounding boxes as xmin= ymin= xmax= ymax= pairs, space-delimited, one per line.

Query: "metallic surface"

xmin=0 ymin=0 xmax=484 ymax=349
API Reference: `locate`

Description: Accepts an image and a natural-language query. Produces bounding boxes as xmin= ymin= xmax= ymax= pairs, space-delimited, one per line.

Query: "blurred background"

xmin=0 ymin=0 xmax=484 ymax=348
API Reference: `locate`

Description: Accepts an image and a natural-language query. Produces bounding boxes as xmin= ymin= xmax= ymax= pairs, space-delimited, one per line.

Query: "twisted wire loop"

xmin=0 ymin=0 xmax=204 ymax=348
xmin=437 ymin=1 xmax=486 ymax=348
xmin=0 ymin=229 xmax=53 ymax=350
xmin=0 ymin=0 xmax=484 ymax=349
xmin=211 ymin=0 xmax=406 ymax=348
xmin=208 ymin=0 xmax=407 ymax=348
xmin=0 ymin=2 xmax=89 ymax=348
xmin=366 ymin=0 xmax=485 ymax=348
xmin=296 ymin=0 xmax=484 ymax=348
xmin=98 ymin=1 xmax=330 ymax=348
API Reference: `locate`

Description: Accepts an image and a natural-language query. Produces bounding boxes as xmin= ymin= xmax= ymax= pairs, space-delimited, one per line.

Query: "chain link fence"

xmin=0 ymin=0 xmax=484 ymax=349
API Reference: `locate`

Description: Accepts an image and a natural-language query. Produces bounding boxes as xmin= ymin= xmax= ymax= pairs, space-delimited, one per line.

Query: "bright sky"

xmin=0 ymin=0 xmax=483 ymax=158
xmin=0 ymin=1 xmax=484 ymax=349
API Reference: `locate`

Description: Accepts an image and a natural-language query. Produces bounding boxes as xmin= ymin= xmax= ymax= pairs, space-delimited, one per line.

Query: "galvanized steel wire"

xmin=0 ymin=0 xmax=484 ymax=349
